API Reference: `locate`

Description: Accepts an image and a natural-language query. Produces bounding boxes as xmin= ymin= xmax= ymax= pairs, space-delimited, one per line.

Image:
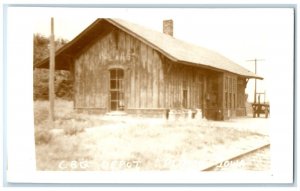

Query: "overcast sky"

xmin=31 ymin=8 xmax=294 ymax=102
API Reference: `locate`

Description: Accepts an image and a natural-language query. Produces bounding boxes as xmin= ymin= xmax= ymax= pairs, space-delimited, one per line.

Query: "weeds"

xmin=34 ymin=101 xmax=49 ymax=125
xmin=35 ymin=129 xmax=52 ymax=145
xmin=34 ymin=100 xmax=268 ymax=171
xmin=64 ymin=120 xmax=85 ymax=136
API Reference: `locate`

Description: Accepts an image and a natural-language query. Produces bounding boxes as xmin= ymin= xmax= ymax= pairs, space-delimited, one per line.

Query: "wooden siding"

xmin=236 ymin=77 xmax=247 ymax=116
xmin=163 ymin=59 xmax=205 ymax=110
xmin=205 ymin=73 xmax=222 ymax=119
xmin=222 ymin=73 xmax=238 ymax=118
xmin=72 ymin=22 xmax=247 ymax=119
xmin=73 ymin=27 xmax=165 ymax=110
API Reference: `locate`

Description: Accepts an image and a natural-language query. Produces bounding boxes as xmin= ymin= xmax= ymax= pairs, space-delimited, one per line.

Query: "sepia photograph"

xmin=4 ymin=5 xmax=296 ymax=186
xmin=32 ymin=11 xmax=280 ymax=172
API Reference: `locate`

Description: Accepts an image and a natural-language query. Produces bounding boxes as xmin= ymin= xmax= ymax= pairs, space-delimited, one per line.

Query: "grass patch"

xmin=63 ymin=121 xmax=85 ymax=136
xmin=35 ymin=129 xmax=52 ymax=145
xmin=35 ymin=100 xmax=266 ymax=171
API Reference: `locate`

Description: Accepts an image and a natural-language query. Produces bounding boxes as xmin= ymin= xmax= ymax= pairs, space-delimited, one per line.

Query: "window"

xmin=110 ymin=69 xmax=124 ymax=111
xmin=225 ymin=76 xmax=238 ymax=109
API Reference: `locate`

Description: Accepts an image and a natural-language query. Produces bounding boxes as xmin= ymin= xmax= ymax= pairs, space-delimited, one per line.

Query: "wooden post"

xmin=254 ymin=58 xmax=257 ymax=104
xmin=49 ymin=17 xmax=55 ymax=127
xmin=247 ymin=58 xmax=264 ymax=104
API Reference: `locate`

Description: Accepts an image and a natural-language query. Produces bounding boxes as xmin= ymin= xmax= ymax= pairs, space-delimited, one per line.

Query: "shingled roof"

xmin=35 ymin=18 xmax=262 ymax=79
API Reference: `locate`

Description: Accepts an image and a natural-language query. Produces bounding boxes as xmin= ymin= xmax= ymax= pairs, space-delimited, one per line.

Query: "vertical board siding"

xmin=152 ymin=51 xmax=159 ymax=108
xmin=73 ymin=24 xmax=227 ymax=116
xmin=74 ymin=27 xmax=163 ymax=110
xmin=140 ymin=43 xmax=147 ymax=108
xmin=163 ymin=60 xmax=205 ymax=109
xmin=146 ymin=47 xmax=153 ymax=108
xmin=222 ymin=73 xmax=238 ymax=118
xmin=237 ymin=77 xmax=247 ymax=116
xmin=158 ymin=55 xmax=164 ymax=108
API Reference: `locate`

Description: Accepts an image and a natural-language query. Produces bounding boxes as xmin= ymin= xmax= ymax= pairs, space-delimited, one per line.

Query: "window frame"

xmin=109 ymin=68 xmax=125 ymax=111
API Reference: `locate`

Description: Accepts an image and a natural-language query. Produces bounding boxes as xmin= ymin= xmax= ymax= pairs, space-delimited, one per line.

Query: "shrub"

xmin=35 ymin=129 xmax=52 ymax=145
xmin=33 ymin=69 xmax=73 ymax=100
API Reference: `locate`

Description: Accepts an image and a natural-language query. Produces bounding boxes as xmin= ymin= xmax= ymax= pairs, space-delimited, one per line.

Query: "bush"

xmin=56 ymin=79 xmax=73 ymax=100
xmin=33 ymin=69 xmax=73 ymax=100
xmin=35 ymin=129 xmax=52 ymax=145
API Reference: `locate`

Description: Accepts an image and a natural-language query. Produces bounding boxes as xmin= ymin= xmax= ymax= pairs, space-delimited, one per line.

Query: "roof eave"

xmin=246 ymin=75 xmax=264 ymax=80
xmin=179 ymin=60 xmax=263 ymax=79
xmin=34 ymin=19 xmax=106 ymax=69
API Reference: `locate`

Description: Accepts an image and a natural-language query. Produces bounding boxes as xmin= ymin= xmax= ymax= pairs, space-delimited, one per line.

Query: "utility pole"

xmin=247 ymin=58 xmax=264 ymax=104
xmin=49 ymin=17 xmax=55 ymax=127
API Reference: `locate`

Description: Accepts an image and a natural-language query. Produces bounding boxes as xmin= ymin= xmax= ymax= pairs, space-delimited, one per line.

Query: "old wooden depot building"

xmin=36 ymin=18 xmax=262 ymax=120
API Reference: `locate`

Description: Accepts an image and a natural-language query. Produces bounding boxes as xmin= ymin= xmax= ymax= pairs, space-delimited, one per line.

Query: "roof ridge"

xmin=35 ymin=18 xmax=263 ymax=79
xmin=107 ymin=18 xmax=261 ymax=79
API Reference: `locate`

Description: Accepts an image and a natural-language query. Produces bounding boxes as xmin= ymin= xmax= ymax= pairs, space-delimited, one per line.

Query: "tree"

xmin=33 ymin=33 xmax=68 ymax=66
xmin=33 ymin=33 xmax=72 ymax=100
xmin=33 ymin=33 xmax=49 ymax=66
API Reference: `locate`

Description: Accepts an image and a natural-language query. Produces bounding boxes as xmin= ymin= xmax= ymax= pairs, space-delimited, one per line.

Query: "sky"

xmin=31 ymin=8 xmax=294 ymax=102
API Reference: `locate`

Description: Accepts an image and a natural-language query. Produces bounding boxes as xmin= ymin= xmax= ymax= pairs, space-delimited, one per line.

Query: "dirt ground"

xmin=34 ymin=100 xmax=270 ymax=171
xmin=36 ymin=115 xmax=270 ymax=171
xmin=205 ymin=116 xmax=270 ymax=136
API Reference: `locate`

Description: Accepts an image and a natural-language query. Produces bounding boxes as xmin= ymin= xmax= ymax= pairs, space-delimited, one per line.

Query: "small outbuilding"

xmin=36 ymin=18 xmax=262 ymax=120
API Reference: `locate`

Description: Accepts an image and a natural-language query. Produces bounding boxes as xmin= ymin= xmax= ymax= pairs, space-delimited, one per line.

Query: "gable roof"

xmin=35 ymin=18 xmax=262 ymax=79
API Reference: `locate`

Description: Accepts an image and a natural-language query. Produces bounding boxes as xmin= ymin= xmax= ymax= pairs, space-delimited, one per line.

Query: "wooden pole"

xmin=254 ymin=59 xmax=257 ymax=104
xmin=247 ymin=58 xmax=264 ymax=104
xmin=49 ymin=17 xmax=55 ymax=127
